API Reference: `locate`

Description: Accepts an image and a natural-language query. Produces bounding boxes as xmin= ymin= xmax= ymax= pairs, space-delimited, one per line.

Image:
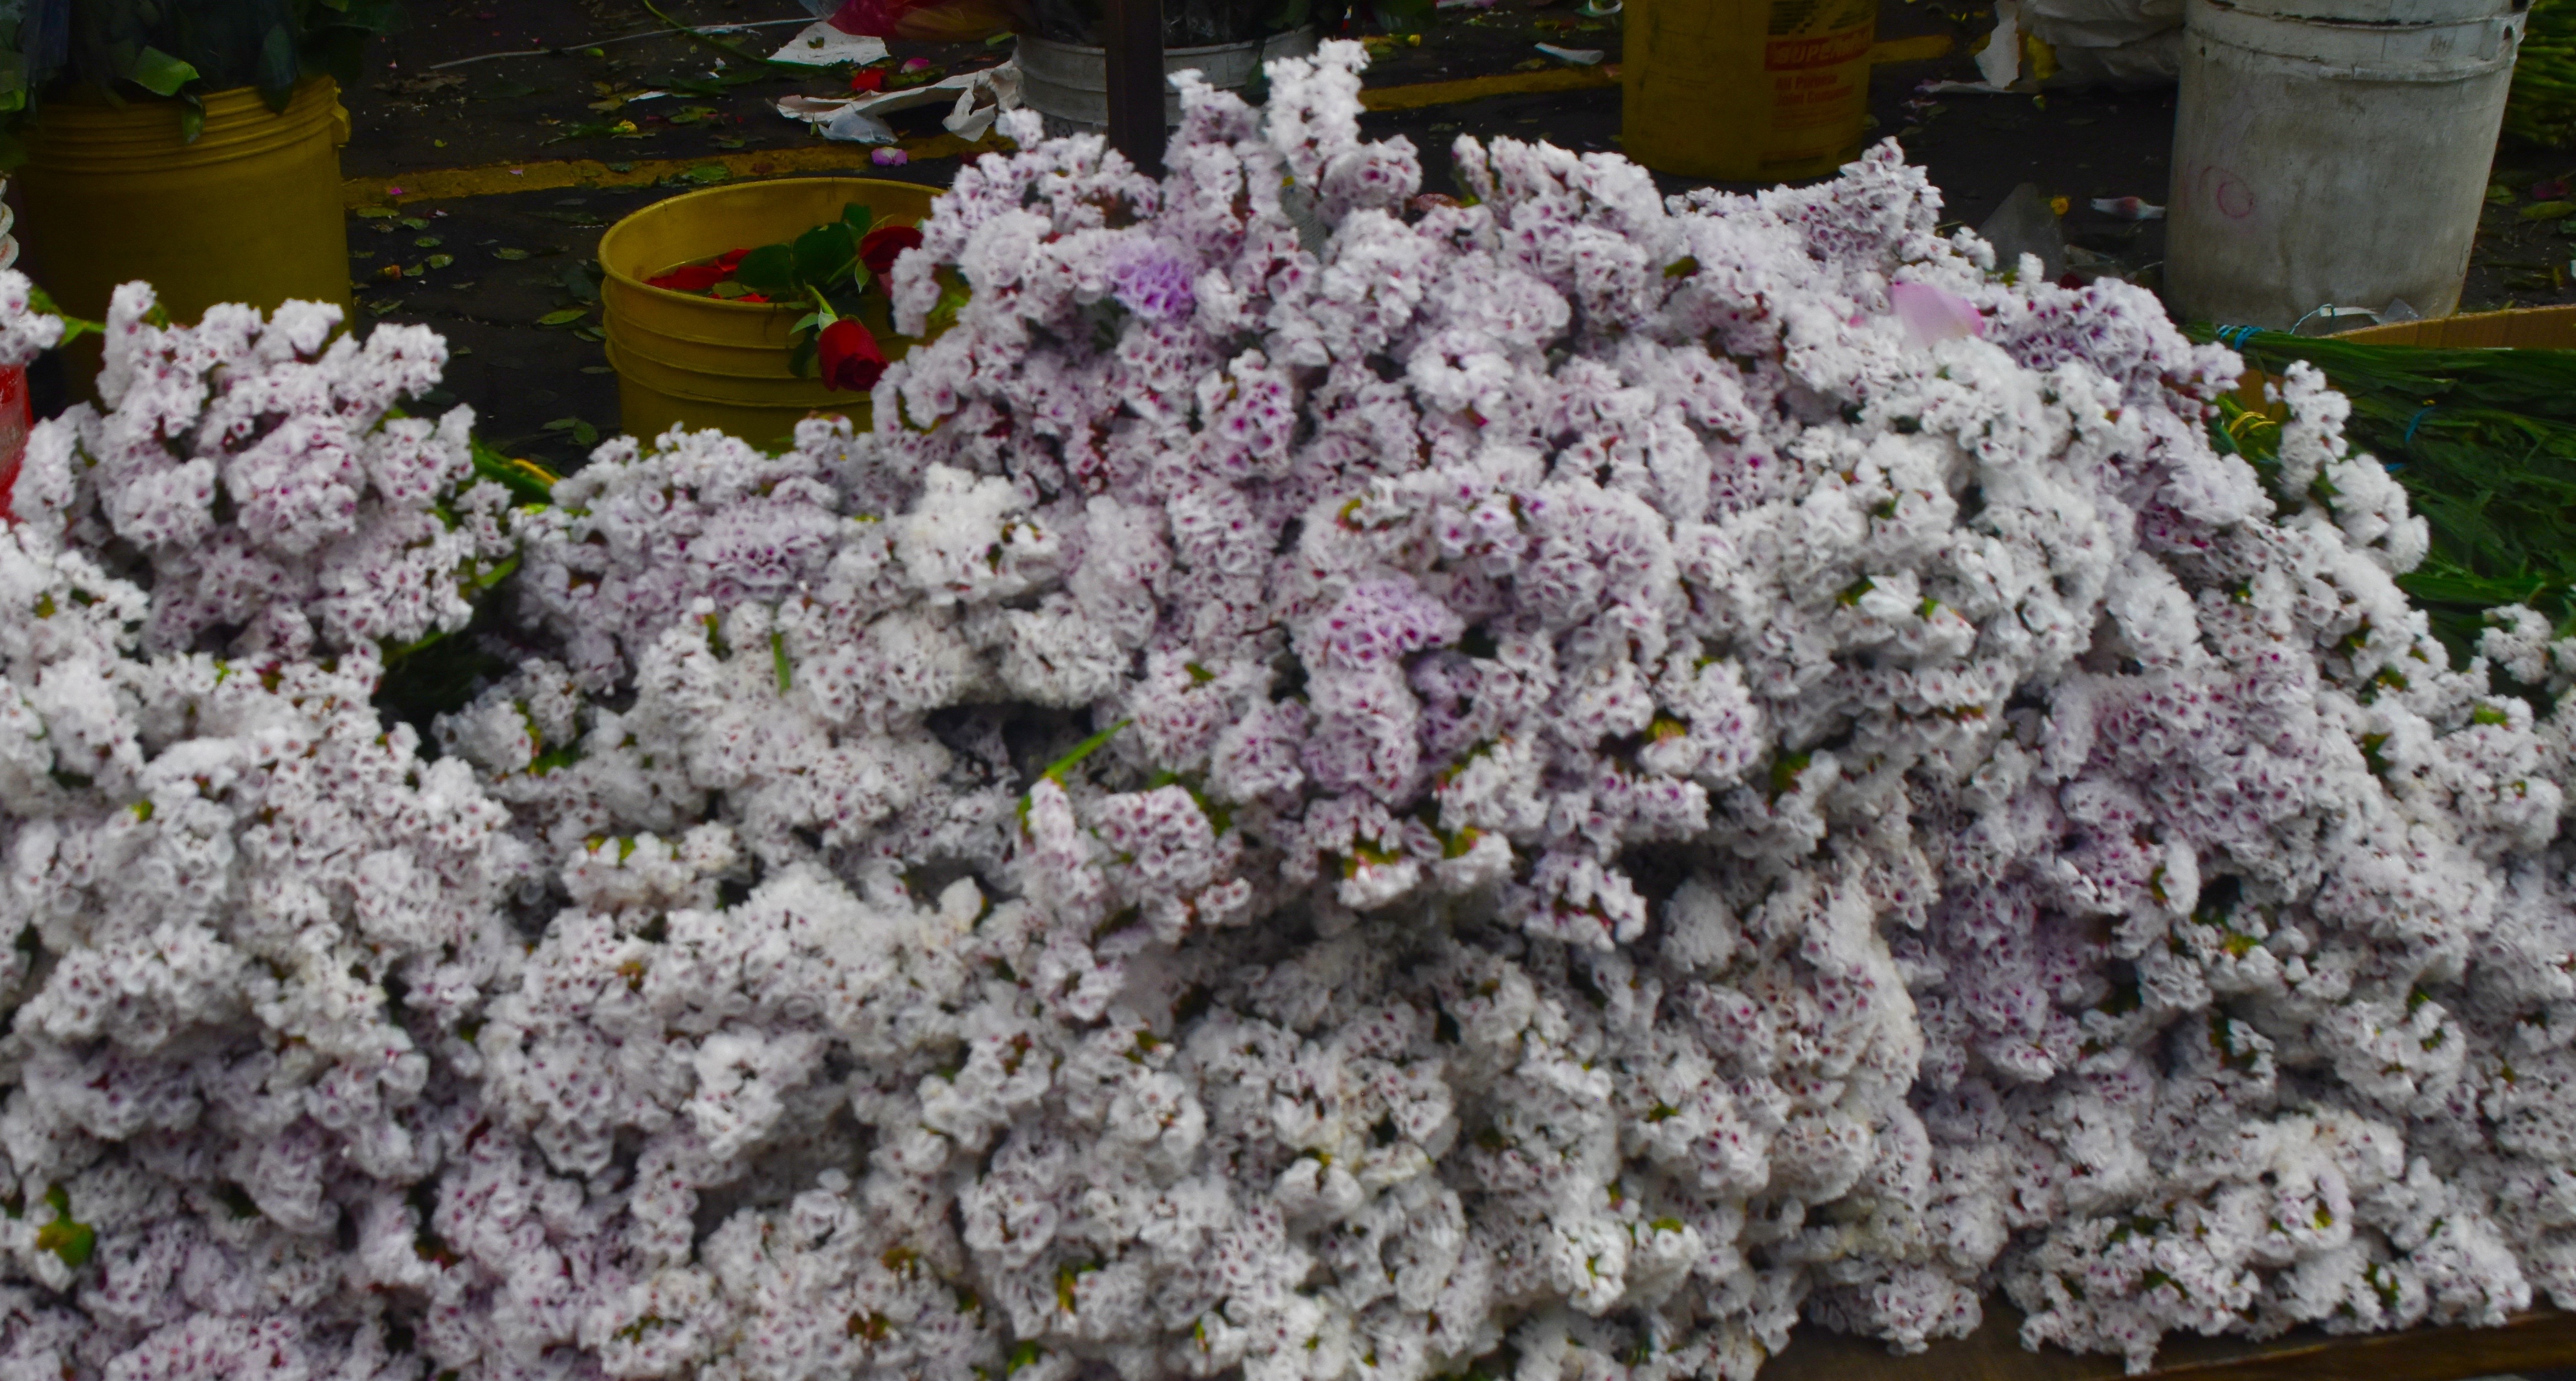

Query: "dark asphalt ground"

xmin=311 ymin=0 xmax=2576 ymax=470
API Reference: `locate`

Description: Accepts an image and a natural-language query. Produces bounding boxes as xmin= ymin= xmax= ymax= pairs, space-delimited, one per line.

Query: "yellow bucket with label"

xmin=16 ymin=80 xmax=353 ymax=397
xmin=1622 ymin=0 xmax=1876 ymax=182
xmin=597 ymin=177 xmax=936 ymax=448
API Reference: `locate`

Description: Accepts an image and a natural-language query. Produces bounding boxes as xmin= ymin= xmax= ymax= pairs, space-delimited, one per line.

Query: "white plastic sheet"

xmin=768 ymin=21 xmax=893 ymax=66
xmin=774 ymin=60 xmax=1026 ymax=143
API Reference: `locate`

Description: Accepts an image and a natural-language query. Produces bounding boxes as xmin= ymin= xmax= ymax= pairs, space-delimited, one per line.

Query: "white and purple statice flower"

xmin=3 ymin=40 xmax=2576 ymax=1381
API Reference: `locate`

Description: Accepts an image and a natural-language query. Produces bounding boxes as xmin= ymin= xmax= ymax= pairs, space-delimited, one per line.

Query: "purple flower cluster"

xmin=0 ymin=42 xmax=2572 ymax=1381
xmin=1109 ymin=237 xmax=1199 ymax=322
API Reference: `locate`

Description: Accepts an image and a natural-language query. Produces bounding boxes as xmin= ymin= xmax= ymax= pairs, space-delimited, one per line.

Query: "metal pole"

xmin=1102 ymin=0 xmax=1167 ymax=175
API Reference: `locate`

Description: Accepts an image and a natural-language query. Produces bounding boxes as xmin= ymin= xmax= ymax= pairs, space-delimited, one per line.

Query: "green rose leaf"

xmin=732 ymin=243 xmax=800 ymax=298
xmin=129 ymin=47 xmax=203 ymax=98
xmin=792 ymin=222 xmax=858 ymax=290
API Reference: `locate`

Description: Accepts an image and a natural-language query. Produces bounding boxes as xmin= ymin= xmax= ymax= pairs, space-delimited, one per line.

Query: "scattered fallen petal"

xmin=2089 ymin=196 xmax=2165 ymax=220
xmin=1888 ymin=279 xmax=1985 ymax=346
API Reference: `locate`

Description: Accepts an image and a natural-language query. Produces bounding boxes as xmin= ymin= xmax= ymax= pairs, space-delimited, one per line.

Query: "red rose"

xmin=829 ymin=0 xmax=903 ymax=34
xmin=849 ymin=66 xmax=887 ymax=92
xmin=859 ymin=225 xmax=925 ymax=280
xmin=716 ymin=248 xmax=751 ymax=269
xmin=817 ymin=318 xmax=885 ymax=392
xmin=647 ymin=263 xmax=731 ymax=293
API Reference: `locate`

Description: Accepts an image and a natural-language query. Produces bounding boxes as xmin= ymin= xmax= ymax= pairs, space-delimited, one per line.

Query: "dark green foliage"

xmin=2194 ymin=324 xmax=2576 ymax=661
xmin=2509 ymin=0 xmax=2576 ymax=147
xmin=372 ymin=602 xmax=512 ymax=753
xmin=0 ymin=0 xmax=400 ymax=164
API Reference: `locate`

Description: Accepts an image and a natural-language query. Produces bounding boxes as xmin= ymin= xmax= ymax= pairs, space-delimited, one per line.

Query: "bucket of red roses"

xmin=597 ymin=177 xmax=935 ymax=447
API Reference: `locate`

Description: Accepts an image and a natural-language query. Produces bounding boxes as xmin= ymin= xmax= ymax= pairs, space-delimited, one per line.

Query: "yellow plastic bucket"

xmin=1621 ymin=0 xmax=1876 ymax=181
xmin=16 ymin=80 xmax=353 ymax=397
xmin=598 ymin=177 xmax=937 ymax=448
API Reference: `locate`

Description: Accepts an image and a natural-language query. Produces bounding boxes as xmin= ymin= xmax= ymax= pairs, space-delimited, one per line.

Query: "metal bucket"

xmin=2165 ymin=0 xmax=2525 ymax=326
xmin=1016 ymin=26 xmax=1320 ymax=130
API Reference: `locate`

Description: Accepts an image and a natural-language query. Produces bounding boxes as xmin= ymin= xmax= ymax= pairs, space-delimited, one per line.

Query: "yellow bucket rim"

xmin=602 ymin=292 xmax=908 ymax=366
xmin=25 ymin=79 xmax=345 ymax=170
xmin=595 ymin=175 xmax=936 ymax=311
xmin=604 ymin=338 xmax=871 ymax=408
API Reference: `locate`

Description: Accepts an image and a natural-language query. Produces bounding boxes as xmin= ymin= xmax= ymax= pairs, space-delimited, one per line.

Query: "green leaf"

xmin=1017 ymin=720 xmax=1133 ymax=822
xmin=258 ymin=23 xmax=300 ymax=97
xmin=177 ymin=98 xmax=206 ymax=145
xmin=558 ymin=263 xmax=601 ymax=304
xmin=33 ymin=1188 xmax=92 ymax=1269
xmin=841 ymin=202 xmax=876 ymax=240
xmin=128 ymin=48 xmax=202 ymax=98
xmin=492 ymin=247 xmax=530 ymax=260
xmin=35 ymin=1217 xmax=93 ymax=1269
xmin=425 ymin=254 xmax=454 ymax=270
xmin=793 ymin=222 xmax=858 ymax=289
xmin=415 ymin=236 xmax=444 ymax=248
xmin=924 ymin=268 xmax=973 ymax=337
xmin=733 ymin=243 xmax=800 ymax=298
xmin=470 ymin=439 xmax=562 ymax=504
xmin=683 ymin=164 xmax=729 ymax=185
xmin=536 ymin=308 xmax=589 ymax=326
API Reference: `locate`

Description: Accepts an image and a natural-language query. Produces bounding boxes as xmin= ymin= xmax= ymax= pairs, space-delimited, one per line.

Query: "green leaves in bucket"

xmin=731 ymin=244 xmax=801 ymax=299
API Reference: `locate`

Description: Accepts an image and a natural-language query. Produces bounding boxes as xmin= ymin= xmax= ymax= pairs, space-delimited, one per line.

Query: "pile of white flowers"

xmin=3 ymin=42 xmax=2574 ymax=1381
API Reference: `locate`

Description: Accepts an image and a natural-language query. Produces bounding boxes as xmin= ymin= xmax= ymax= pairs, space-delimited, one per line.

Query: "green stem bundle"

xmin=2510 ymin=0 xmax=2576 ymax=148
xmin=2192 ymin=324 xmax=2576 ymax=657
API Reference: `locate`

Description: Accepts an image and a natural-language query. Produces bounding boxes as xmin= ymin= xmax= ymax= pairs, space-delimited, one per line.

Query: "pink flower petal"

xmin=1889 ymin=281 xmax=1984 ymax=347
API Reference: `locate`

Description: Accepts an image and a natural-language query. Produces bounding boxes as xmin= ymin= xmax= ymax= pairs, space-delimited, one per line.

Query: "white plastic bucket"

xmin=2165 ymin=0 xmax=2524 ymax=327
xmin=1016 ymin=26 xmax=1318 ymax=130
